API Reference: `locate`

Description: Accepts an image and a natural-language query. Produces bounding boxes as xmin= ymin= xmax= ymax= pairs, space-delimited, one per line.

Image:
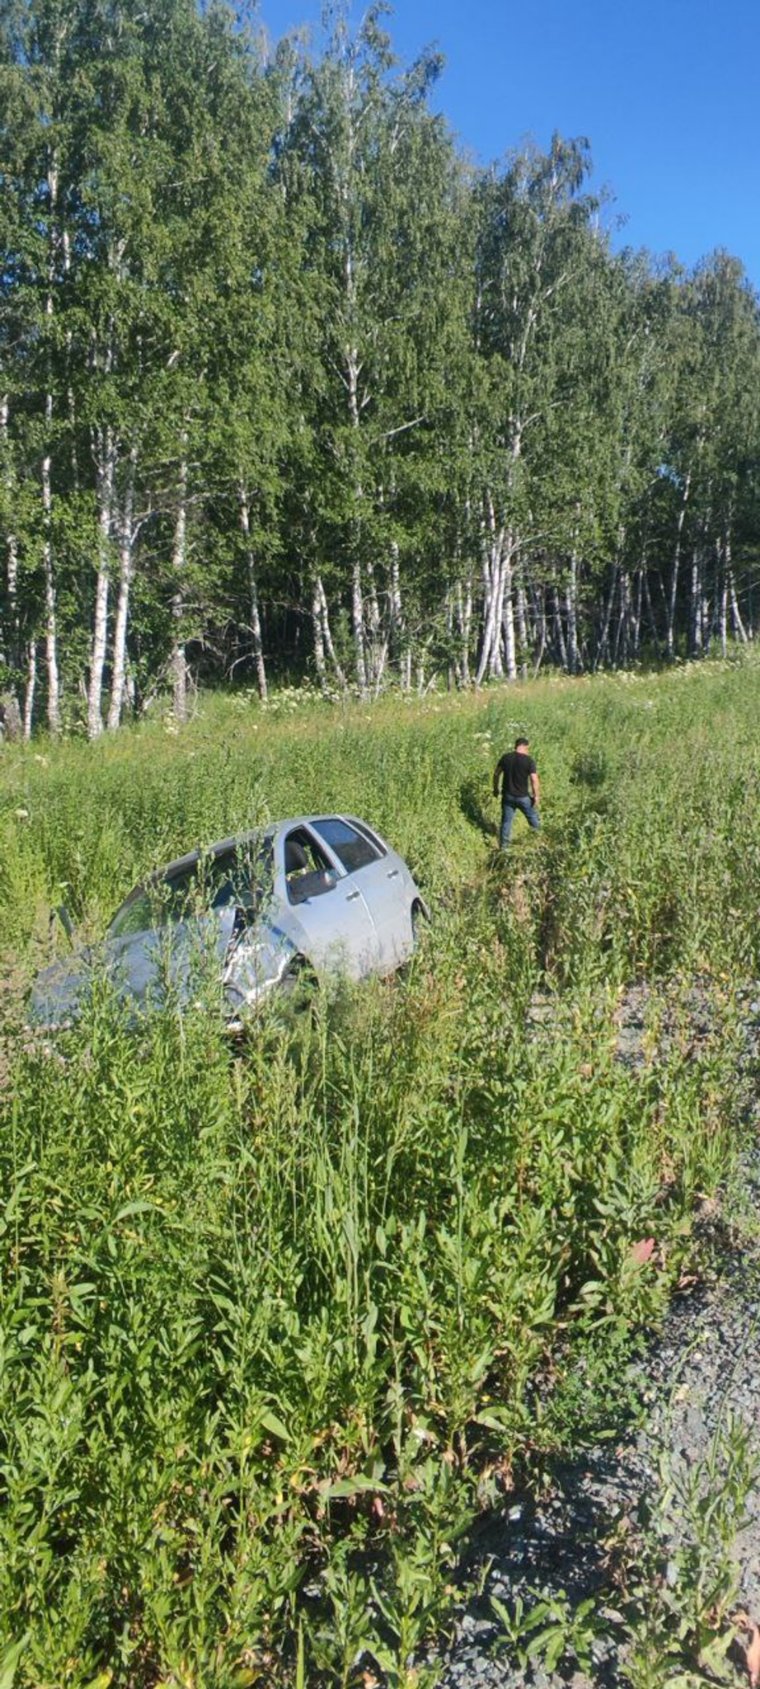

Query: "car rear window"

xmin=312 ymin=817 xmax=382 ymax=873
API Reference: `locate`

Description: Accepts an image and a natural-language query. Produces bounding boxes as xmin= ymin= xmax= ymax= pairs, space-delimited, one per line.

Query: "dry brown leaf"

xmin=630 ymin=1237 xmax=656 ymax=1265
xmin=745 ymin=1621 xmax=760 ymax=1687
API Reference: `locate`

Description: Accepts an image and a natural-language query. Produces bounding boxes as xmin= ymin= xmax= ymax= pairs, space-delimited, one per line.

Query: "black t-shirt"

xmin=496 ymin=750 xmax=536 ymax=800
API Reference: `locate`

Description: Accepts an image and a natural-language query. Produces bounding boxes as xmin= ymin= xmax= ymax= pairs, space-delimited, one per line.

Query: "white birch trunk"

xmin=596 ymin=566 xmax=618 ymax=669
xmin=689 ymin=548 xmax=703 ymax=657
xmin=312 ymin=578 xmax=327 ymax=688
xmin=171 ymin=445 xmax=189 ymax=722
xmin=372 ymin=637 xmax=389 ymax=698
xmin=475 ymin=495 xmax=505 ymax=684
xmin=642 ymin=566 xmax=659 ymax=653
xmin=346 ymin=338 xmax=366 ymax=693
xmin=315 ymin=575 xmax=347 ymax=690
xmin=1 ymin=395 xmax=20 ymax=678
xmin=87 ymin=429 xmax=115 ymax=739
xmin=667 ymin=470 xmax=691 ymax=659
xmin=43 ymin=153 xmax=61 ymax=736
xmin=552 ymin=586 xmax=568 ymax=669
xmin=23 ymin=642 xmax=37 ymax=741
xmin=461 ymin=574 xmax=473 ymax=686
xmin=107 ymin=446 xmax=137 ymax=730
xmin=351 ymin=557 xmax=367 ymax=696
xmin=613 ymin=571 xmax=631 ymax=666
xmin=501 ymin=567 xmax=516 ymax=679
xmin=632 ymin=567 xmax=644 ymax=657
xmin=532 ymin=589 xmax=547 ymax=676
xmin=389 ymin=540 xmax=411 ymax=683
xmin=389 ymin=541 xmax=402 ymax=628
xmin=728 ymin=565 xmax=747 ymax=643
xmin=5 ymin=532 xmax=19 ymax=668
xmin=496 ymin=423 xmax=523 ymax=682
xmin=454 ymin=577 xmax=472 ymax=687
xmin=238 ymin=486 xmax=267 ymax=701
xmin=565 ymin=553 xmax=580 ymax=673
xmin=516 ymin=575 xmax=528 ymax=655
xmin=42 ymin=422 xmax=60 ymax=736
xmin=502 ymin=540 xmax=517 ymax=680
xmin=366 ymin=557 xmax=382 ymax=684
xmin=719 ymin=542 xmax=728 ymax=657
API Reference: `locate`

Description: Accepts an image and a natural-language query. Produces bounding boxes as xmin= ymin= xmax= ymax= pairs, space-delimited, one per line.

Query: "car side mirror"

xmin=289 ymin=866 xmax=338 ymax=905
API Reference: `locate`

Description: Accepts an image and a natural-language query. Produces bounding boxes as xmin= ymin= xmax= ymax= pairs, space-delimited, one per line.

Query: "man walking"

xmin=492 ymin=736 xmax=541 ymax=851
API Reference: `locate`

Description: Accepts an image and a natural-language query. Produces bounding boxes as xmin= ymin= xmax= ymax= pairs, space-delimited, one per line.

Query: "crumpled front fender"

xmin=222 ymin=921 xmax=299 ymax=1017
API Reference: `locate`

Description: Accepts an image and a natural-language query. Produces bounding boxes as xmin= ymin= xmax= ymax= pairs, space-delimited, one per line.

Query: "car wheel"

xmin=278 ymin=956 xmax=318 ymax=1014
xmin=411 ymin=900 xmax=426 ymax=950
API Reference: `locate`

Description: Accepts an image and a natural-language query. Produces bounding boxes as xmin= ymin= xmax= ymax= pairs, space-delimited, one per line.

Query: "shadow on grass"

xmin=459 ymin=776 xmax=499 ymax=841
xmin=569 ymin=748 xmax=608 ymax=789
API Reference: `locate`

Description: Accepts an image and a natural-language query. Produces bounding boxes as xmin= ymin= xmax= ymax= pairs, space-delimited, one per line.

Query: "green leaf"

xmin=321 ymin=1474 xmax=389 ymax=1499
xmin=0 ymin=1635 xmax=30 ymax=1689
xmin=259 ymin=1409 xmax=290 ymax=1442
xmin=114 ymin=1199 xmax=157 ymax=1221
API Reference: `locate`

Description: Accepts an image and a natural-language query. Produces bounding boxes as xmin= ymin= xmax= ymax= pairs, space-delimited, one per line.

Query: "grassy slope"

xmin=1 ymin=659 xmax=759 ymax=1686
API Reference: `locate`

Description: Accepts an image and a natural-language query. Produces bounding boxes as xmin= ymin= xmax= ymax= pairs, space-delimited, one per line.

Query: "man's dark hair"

xmin=515 ymin=736 xmax=529 ymax=749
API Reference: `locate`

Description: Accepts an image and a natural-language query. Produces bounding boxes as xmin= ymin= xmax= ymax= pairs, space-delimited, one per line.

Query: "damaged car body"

xmin=30 ymin=815 xmax=428 ymax=1031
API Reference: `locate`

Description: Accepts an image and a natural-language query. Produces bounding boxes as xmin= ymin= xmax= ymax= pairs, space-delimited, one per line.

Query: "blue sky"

xmin=258 ymin=0 xmax=760 ymax=289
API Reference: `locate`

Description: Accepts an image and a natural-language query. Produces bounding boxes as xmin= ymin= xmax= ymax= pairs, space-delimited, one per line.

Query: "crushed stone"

xmin=432 ymin=983 xmax=760 ymax=1688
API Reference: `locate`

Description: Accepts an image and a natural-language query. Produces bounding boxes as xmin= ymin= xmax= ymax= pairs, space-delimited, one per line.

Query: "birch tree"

xmin=280 ymin=8 xmax=464 ymax=692
xmin=471 ymin=137 xmax=602 ymax=681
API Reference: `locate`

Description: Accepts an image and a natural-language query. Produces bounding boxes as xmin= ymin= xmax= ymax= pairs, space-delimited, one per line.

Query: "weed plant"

xmin=0 ymin=658 xmax=758 ymax=1684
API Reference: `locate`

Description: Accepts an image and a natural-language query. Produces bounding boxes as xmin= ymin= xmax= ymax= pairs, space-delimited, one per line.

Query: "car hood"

xmin=29 ymin=906 xmax=302 ymax=1032
xmin=29 ymin=953 xmax=95 ymax=1030
xmin=29 ymin=906 xmax=242 ymax=1031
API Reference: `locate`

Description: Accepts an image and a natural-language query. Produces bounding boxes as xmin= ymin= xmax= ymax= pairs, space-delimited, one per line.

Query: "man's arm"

xmin=529 ymin=770 xmax=540 ymax=806
xmin=492 ymin=758 xmax=503 ymax=798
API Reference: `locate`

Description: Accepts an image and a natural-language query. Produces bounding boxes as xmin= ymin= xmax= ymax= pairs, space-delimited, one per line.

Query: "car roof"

xmin=152 ymin=815 xmax=376 ymax=883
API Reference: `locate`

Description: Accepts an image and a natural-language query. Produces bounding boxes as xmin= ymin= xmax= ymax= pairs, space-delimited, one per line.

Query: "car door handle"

xmin=346 ymin=889 xmax=361 ymax=901
xmin=387 ymin=869 xmax=400 ymax=879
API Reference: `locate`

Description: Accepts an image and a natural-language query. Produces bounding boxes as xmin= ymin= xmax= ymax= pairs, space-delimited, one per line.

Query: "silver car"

xmin=30 ymin=815 xmax=428 ymax=1030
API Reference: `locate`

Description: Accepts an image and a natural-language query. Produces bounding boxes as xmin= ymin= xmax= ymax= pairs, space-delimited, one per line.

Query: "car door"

xmin=278 ymin=824 xmax=376 ymax=978
xmin=310 ymin=817 xmax=413 ymax=972
xmin=105 ymin=856 xmax=238 ymax=1011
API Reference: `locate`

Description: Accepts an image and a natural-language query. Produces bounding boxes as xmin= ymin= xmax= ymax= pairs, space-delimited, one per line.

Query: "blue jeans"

xmin=500 ymin=794 xmax=541 ymax=849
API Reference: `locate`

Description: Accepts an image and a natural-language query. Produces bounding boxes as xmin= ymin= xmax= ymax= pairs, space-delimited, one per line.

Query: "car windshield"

xmin=107 ymin=838 xmax=274 ymax=940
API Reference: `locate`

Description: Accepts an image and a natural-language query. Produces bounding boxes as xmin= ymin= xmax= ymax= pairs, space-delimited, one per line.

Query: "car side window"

xmin=108 ymin=842 xmax=276 ymax=939
xmin=205 ymin=842 xmax=274 ymax=912
xmin=284 ymin=828 xmax=336 ymax=905
xmin=348 ymin=818 xmax=387 ymax=858
xmin=312 ymin=817 xmax=381 ymax=873
xmin=108 ymin=865 xmax=198 ymax=937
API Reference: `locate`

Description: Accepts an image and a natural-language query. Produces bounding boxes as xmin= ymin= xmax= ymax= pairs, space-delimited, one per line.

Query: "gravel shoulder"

xmin=434 ymin=987 xmax=760 ymax=1689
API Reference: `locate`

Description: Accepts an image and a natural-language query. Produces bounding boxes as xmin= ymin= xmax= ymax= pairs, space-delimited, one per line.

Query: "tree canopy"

xmin=2 ymin=0 xmax=759 ymax=734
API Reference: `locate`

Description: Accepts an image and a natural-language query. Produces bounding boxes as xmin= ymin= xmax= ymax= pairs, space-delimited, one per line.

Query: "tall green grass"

xmin=0 ymin=657 xmax=758 ymax=1685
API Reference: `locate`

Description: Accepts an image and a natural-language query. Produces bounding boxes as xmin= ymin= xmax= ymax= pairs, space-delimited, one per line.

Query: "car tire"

xmin=278 ymin=956 xmax=317 ymax=1014
xmin=411 ymin=900 xmax=427 ymax=950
